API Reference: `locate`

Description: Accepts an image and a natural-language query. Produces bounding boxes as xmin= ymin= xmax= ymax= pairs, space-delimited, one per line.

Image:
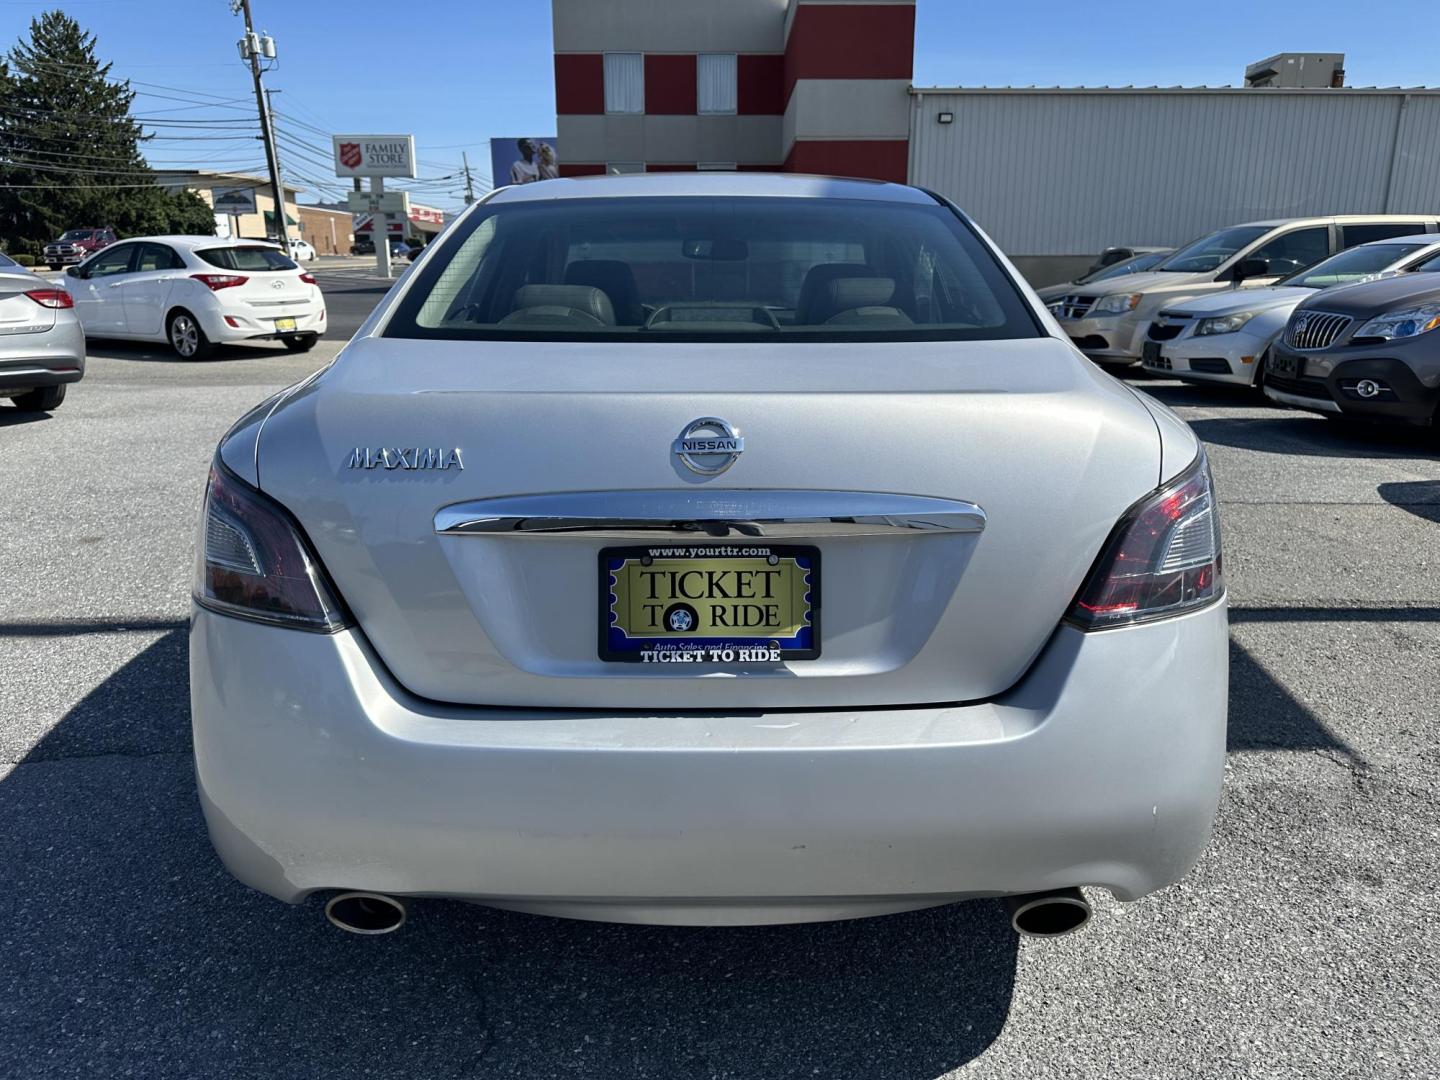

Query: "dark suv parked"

xmin=1264 ymin=271 xmax=1440 ymax=427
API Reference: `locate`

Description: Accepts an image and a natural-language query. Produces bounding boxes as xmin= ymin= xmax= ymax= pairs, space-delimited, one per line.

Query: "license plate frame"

xmin=274 ymin=316 xmax=298 ymax=333
xmin=599 ymin=544 xmax=820 ymax=664
xmin=1142 ymin=341 xmax=1162 ymax=366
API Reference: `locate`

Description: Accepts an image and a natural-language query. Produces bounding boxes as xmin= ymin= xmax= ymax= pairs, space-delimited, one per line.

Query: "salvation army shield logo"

xmin=338 ymin=142 xmax=362 ymax=169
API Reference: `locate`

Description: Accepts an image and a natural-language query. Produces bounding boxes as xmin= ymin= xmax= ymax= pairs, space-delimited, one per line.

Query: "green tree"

xmin=0 ymin=10 xmax=215 ymax=252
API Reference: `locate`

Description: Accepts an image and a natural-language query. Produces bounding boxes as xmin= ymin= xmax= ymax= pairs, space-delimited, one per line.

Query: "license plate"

xmin=274 ymin=317 xmax=297 ymax=333
xmin=600 ymin=544 xmax=820 ymax=663
xmin=1142 ymin=341 xmax=1162 ymax=366
xmin=1270 ymin=351 xmax=1300 ymax=377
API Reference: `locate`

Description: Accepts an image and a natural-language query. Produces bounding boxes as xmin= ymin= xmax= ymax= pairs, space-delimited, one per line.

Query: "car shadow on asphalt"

xmin=1378 ymin=480 xmax=1440 ymax=523
xmin=1 ymin=627 xmax=1019 ymax=1080
xmin=1186 ymin=415 xmax=1438 ymax=459
xmin=85 ymin=340 xmax=302 ymax=364
xmin=0 ymin=405 xmax=53 ymax=428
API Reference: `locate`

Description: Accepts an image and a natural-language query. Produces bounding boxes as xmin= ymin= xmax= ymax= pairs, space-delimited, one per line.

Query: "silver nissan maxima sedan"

xmin=191 ymin=174 xmax=1227 ymax=937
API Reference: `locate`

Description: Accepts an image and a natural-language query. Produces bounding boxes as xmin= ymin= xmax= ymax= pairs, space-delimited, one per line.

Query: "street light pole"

xmin=234 ymin=0 xmax=290 ymax=257
xmin=462 ymin=151 xmax=476 ymax=205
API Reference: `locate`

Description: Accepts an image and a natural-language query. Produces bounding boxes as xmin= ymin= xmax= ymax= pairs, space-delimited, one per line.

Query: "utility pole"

xmin=462 ymin=151 xmax=476 ymax=205
xmin=233 ymin=0 xmax=291 ymax=257
xmin=263 ymin=87 xmax=291 ymax=252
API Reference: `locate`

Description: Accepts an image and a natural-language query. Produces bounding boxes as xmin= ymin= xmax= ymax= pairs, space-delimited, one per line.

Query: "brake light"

xmin=1067 ymin=451 xmax=1223 ymax=629
xmin=192 ymin=273 xmax=248 ymax=291
xmin=25 ymin=288 xmax=73 ymax=309
xmin=195 ymin=463 xmax=350 ymax=632
xmin=299 ymin=272 xmax=317 ymax=285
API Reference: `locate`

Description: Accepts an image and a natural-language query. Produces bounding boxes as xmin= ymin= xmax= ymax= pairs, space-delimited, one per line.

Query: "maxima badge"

xmin=673 ymin=417 xmax=743 ymax=475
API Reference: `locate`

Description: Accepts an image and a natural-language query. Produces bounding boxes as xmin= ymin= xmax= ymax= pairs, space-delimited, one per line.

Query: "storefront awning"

xmin=263 ymin=209 xmax=299 ymax=229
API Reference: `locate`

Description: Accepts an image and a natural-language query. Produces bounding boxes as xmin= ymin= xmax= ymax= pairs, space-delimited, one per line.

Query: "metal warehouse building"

xmin=909 ymin=86 xmax=1440 ymax=284
xmin=547 ymin=1 xmax=1440 ymax=286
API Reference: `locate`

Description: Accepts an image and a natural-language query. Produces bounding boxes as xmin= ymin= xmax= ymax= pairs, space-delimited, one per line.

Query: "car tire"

xmin=283 ymin=334 xmax=318 ymax=353
xmin=48 ymin=263 xmax=61 ymax=271
xmin=167 ymin=310 xmax=212 ymax=361
xmin=11 ymin=384 xmax=65 ymax=412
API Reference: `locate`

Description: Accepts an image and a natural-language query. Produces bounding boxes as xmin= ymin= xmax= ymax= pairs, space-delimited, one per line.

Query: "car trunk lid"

xmin=255 ymin=335 xmax=1164 ymax=709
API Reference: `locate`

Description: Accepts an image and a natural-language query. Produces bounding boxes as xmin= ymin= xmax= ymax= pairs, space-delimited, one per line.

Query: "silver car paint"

xmin=0 ymin=267 xmax=85 ymax=397
xmin=254 ymin=336 xmax=1162 ymax=710
xmin=192 ymin=599 xmax=1227 ymax=924
xmin=192 ymin=173 xmax=1226 ymax=923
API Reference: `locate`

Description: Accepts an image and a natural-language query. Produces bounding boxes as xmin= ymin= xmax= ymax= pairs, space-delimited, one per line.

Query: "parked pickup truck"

xmin=44 ymin=227 xmax=117 ymax=270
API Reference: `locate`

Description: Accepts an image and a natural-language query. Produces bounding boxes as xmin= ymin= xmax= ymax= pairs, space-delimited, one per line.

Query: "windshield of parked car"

xmin=1074 ymin=251 xmax=1169 ymax=285
xmin=197 ymin=246 xmax=297 ymax=272
xmin=384 ymin=196 xmax=1040 ymax=342
xmin=59 ymin=230 xmax=96 ymax=241
xmin=1157 ymin=226 xmax=1271 ymax=273
xmin=1278 ymin=242 xmax=1432 ymax=289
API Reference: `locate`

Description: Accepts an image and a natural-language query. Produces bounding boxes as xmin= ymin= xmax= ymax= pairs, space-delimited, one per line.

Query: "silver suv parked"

xmin=1051 ymin=216 xmax=1440 ymax=365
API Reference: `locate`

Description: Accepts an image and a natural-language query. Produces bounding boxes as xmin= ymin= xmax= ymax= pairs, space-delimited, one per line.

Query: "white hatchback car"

xmin=64 ymin=236 xmax=326 ymax=359
xmin=192 ymin=174 xmax=1227 ymax=937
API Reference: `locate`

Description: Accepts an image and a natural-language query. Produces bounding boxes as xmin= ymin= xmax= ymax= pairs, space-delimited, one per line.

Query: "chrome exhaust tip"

xmin=324 ymin=891 xmax=407 ymax=935
xmin=1004 ymin=887 xmax=1091 ymax=938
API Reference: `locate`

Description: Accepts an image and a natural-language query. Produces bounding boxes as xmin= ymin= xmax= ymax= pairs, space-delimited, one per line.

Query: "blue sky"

xmin=1 ymin=1 xmax=1433 ymax=210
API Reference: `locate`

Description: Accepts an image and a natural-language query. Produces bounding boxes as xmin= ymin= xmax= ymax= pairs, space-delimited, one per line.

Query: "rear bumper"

xmin=0 ymin=323 xmax=86 ymax=391
xmin=191 ymin=600 xmax=1229 ymax=924
xmin=199 ymin=301 xmax=326 ymax=344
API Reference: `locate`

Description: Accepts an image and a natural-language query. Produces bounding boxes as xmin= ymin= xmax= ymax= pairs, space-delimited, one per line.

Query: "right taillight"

xmin=195 ymin=462 xmax=350 ymax=632
xmin=1068 ymin=451 xmax=1223 ymax=629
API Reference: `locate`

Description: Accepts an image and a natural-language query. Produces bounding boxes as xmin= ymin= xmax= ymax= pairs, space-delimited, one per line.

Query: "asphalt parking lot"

xmin=2 ymin=286 xmax=1437 ymax=1078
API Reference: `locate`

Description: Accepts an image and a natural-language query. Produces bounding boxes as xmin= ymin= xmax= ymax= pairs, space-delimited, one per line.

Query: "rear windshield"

xmin=197 ymin=246 xmax=297 ymax=272
xmin=1280 ymin=242 xmax=1431 ymax=289
xmin=1158 ymin=225 xmax=1271 ymax=273
xmin=383 ymin=196 xmax=1040 ymax=342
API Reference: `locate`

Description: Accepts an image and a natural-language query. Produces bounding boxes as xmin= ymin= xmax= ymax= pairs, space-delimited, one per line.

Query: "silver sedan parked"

xmin=0 ymin=252 xmax=85 ymax=413
xmin=191 ymin=174 xmax=1228 ymax=937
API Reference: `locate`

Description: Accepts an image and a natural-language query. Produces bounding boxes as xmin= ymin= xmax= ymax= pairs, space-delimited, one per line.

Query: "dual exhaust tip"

xmin=322 ymin=887 xmax=1091 ymax=938
xmin=325 ymin=891 xmax=407 ymax=935
xmin=1004 ymin=887 xmax=1092 ymax=938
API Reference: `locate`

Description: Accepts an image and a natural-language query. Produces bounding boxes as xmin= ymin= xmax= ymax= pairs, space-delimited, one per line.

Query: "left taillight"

xmin=1067 ymin=450 xmax=1223 ymax=629
xmin=195 ymin=462 xmax=350 ymax=632
xmin=26 ymin=288 xmax=73 ymax=309
xmin=299 ymin=272 xmax=317 ymax=285
xmin=192 ymin=273 xmax=248 ymax=291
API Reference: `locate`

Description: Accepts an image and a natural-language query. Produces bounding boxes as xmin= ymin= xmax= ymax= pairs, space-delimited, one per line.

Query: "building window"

xmin=698 ymin=54 xmax=737 ymax=115
xmin=606 ymin=162 xmax=645 ymax=175
xmin=604 ymin=53 xmax=644 ymax=114
xmin=698 ymin=162 xmax=737 ymax=171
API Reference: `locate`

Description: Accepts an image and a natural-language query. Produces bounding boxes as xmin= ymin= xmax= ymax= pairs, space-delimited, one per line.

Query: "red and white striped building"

xmin=552 ymin=0 xmax=914 ymax=181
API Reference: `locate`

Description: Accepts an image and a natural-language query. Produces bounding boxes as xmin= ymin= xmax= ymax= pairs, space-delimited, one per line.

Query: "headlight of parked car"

xmin=1353 ymin=304 xmax=1440 ymax=341
xmin=1090 ymin=293 xmax=1142 ymax=315
xmin=1194 ymin=311 xmax=1258 ymax=337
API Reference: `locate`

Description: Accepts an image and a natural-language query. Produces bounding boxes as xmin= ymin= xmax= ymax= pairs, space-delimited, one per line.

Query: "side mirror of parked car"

xmin=1232 ymin=257 xmax=1270 ymax=283
xmin=65 ymin=265 xmax=84 ymax=279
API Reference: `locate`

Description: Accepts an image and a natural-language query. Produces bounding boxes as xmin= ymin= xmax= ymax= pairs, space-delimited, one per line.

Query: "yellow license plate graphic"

xmin=275 ymin=317 xmax=297 ymax=332
xmin=600 ymin=545 xmax=819 ymax=663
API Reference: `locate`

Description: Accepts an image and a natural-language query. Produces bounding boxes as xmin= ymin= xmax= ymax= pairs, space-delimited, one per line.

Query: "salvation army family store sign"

xmin=332 ymin=135 xmax=417 ymax=178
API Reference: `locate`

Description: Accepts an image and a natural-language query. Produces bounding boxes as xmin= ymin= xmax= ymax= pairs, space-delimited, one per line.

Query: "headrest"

xmin=512 ymin=284 xmax=616 ymax=324
xmin=823 ymin=276 xmax=897 ymax=313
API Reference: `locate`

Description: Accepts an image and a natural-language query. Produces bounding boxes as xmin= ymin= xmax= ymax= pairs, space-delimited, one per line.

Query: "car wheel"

xmin=167 ymin=310 xmax=212 ymax=361
xmin=11 ymin=384 xmax=65 ymax=412
xmin=283 ymin=334 xmax=318 ymax=353
xmin=48 ymin=263 xmax=61 ymax=271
